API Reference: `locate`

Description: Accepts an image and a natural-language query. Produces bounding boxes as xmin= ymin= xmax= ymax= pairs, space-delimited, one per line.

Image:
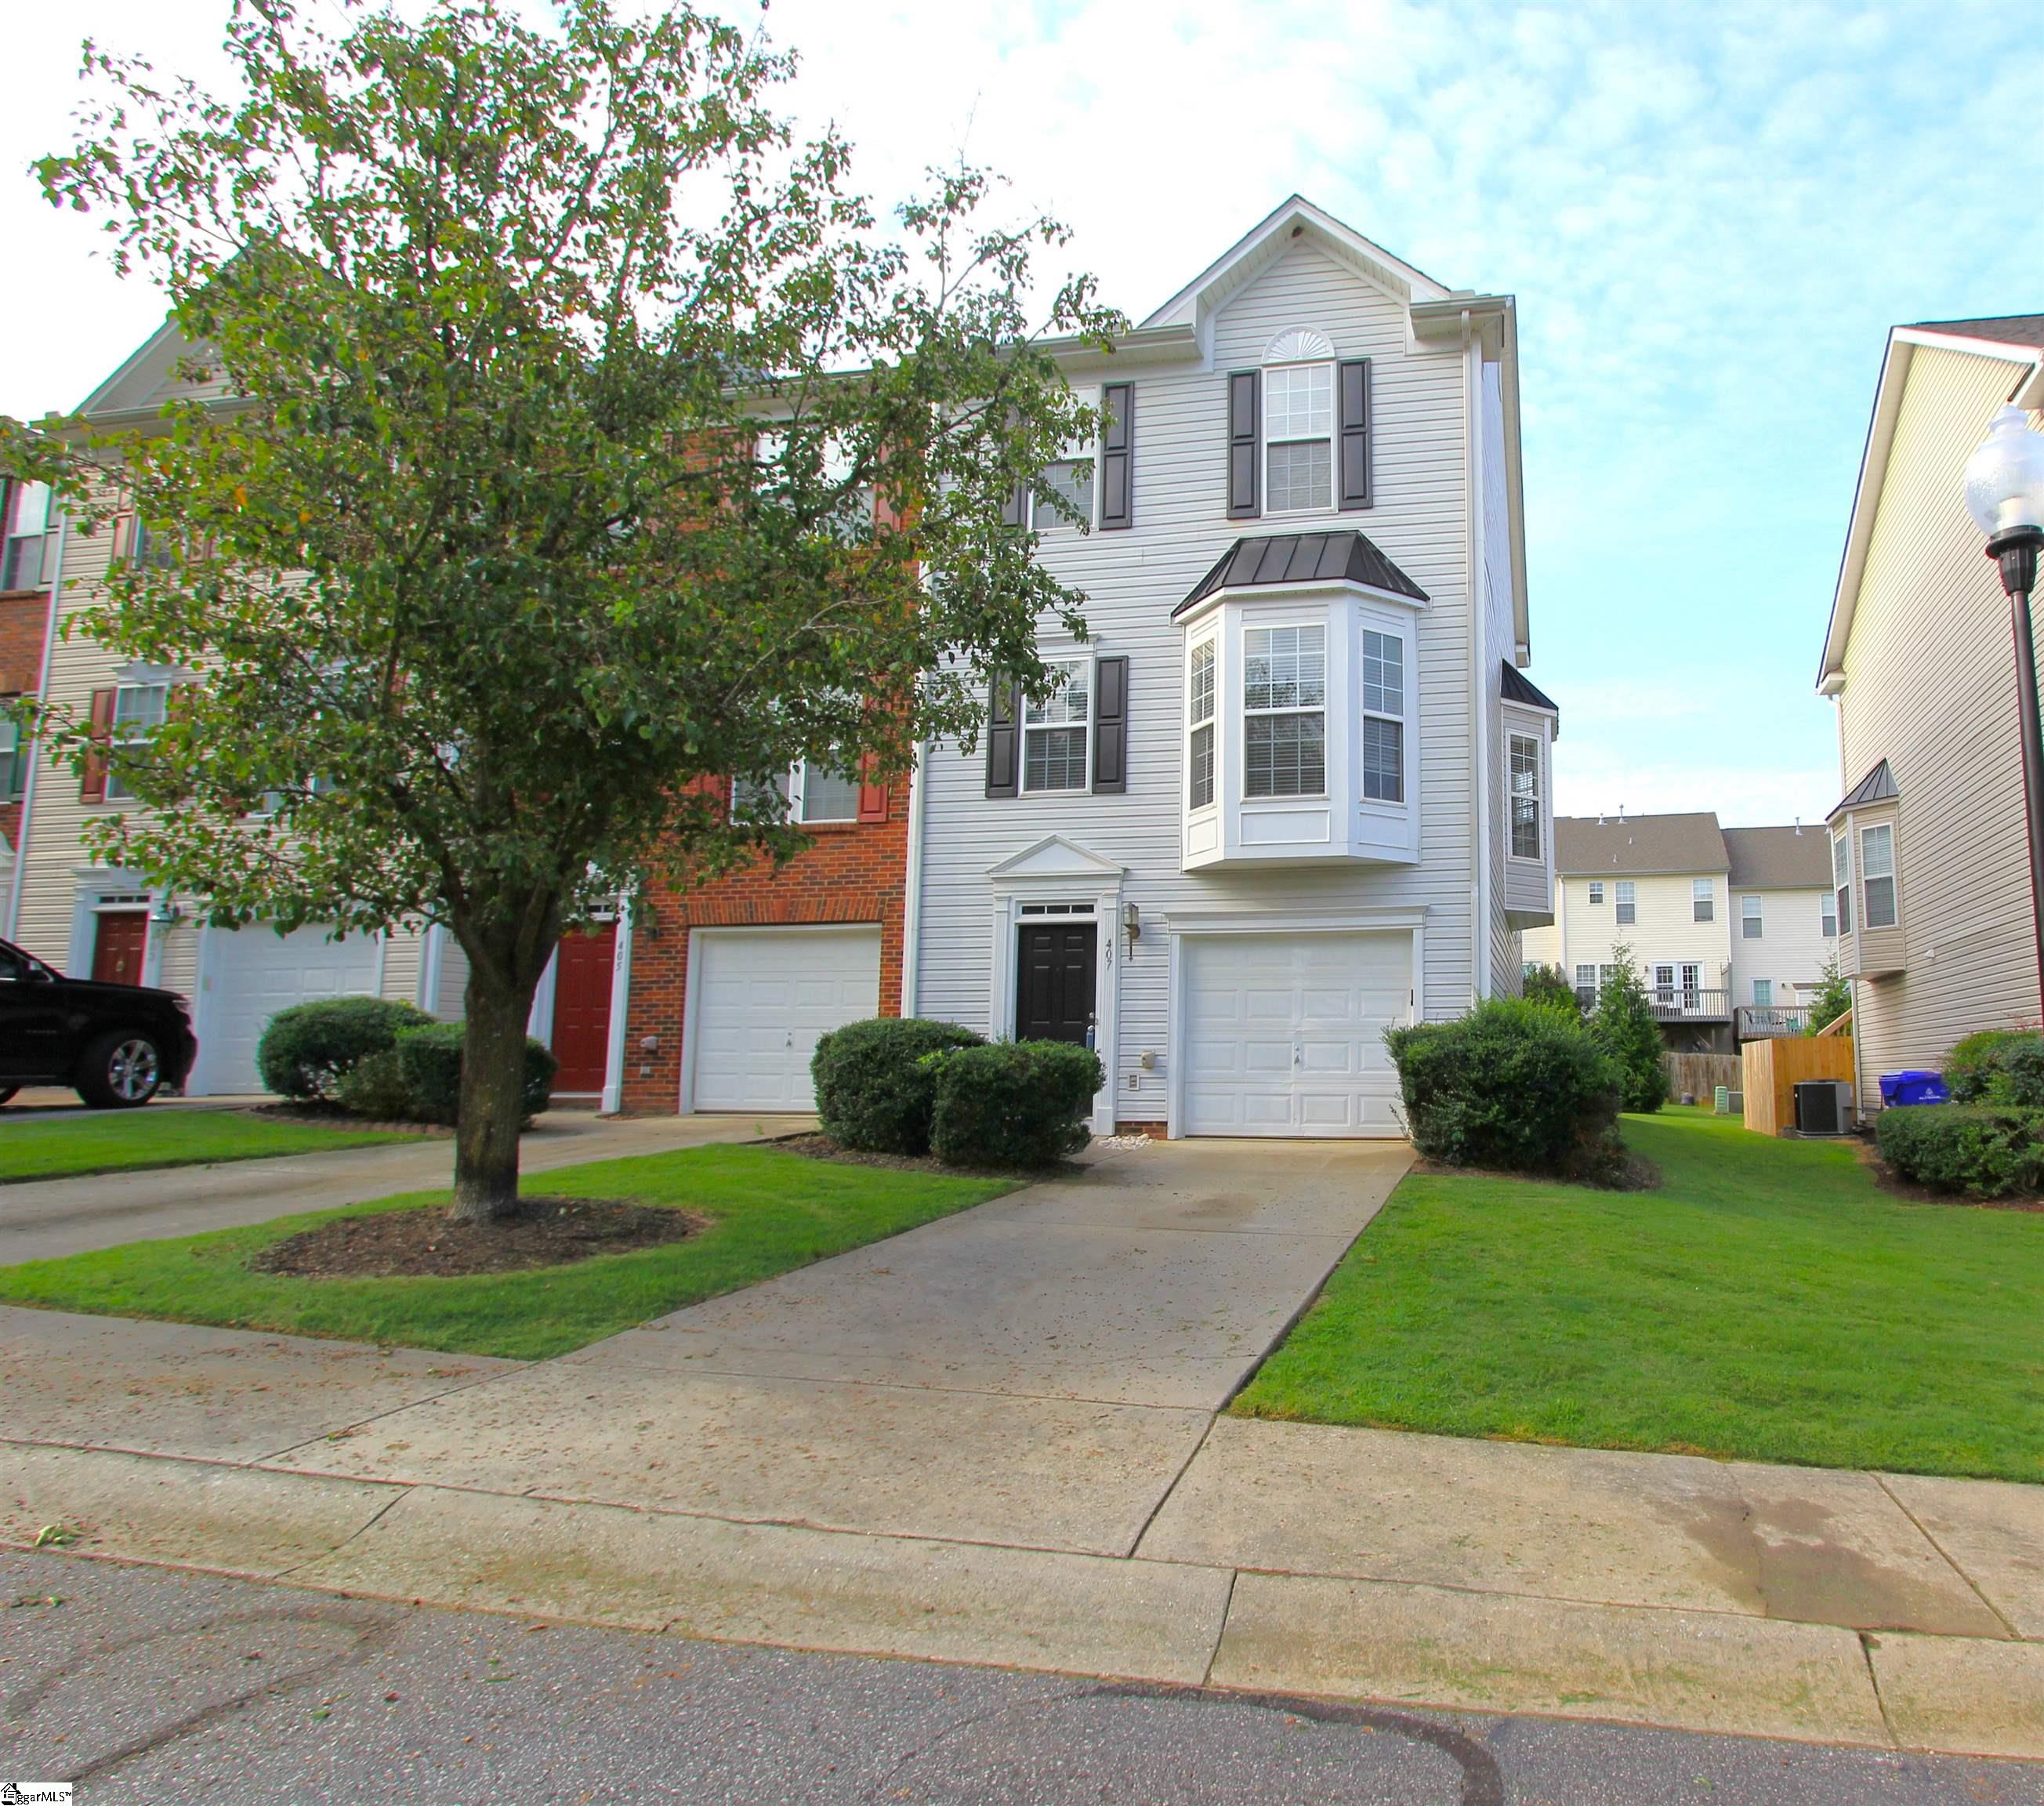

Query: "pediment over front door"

xmin=985 ymin=835 xmax=1126 ymax=883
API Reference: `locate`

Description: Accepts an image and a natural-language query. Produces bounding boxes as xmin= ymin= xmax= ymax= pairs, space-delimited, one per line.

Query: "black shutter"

xmin=1227 ymin=371 xmax=1260 ymax=518
xmin=1099 ymin=384 xmax=1133 ymax=531
xmin=1338 ymin=357 xmax=1372 ymax=510
xmin=999 ymin=479 xmax=1027 ymax=528
xmin=985 ymin=673 xmax=1019 ymax=798
xmin=1093 ymin=656 xmax=1128 ymax=794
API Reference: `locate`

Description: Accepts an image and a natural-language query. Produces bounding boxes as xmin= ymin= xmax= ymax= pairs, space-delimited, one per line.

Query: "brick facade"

xmin=617 ymin=777 xmax=911 ymax=1112
xmin=0 ymin=586 xmax=52 ymax=855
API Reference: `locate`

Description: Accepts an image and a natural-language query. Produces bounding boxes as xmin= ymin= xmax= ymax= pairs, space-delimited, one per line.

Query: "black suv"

xmin=0 ymin=937 xmax=199 ymax=1108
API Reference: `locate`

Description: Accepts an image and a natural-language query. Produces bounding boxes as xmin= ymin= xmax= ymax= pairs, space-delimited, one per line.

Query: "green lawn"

xmin=0 ymin=1144 xmax=1012 ymax=1360
xmin=1234 ymin=1108 xmax=2044 ymax=1482
xmin=0 ymin=1109 xmax=412 ymax=1183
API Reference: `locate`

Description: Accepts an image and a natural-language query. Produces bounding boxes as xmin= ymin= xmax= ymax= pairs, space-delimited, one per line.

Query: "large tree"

xmin=18 ymin=0 xmax=1119 ymax=1217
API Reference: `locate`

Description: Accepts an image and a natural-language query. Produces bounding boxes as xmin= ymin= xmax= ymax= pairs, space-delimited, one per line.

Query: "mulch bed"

xmin=243 ymin=1102 xmax=449 ymax=1137
xmin=1850 ymin=1139 xmax=2044 ymax=1212
xmin=774 ymin=1131 xmax=1080 ymax=1180
xmin=251 ymin=1195 xmax=705 ymax=1278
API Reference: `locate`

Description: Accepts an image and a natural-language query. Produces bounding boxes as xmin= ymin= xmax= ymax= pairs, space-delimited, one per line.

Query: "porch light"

xmin=1962 ymin=404 xmax=2044 ymax=999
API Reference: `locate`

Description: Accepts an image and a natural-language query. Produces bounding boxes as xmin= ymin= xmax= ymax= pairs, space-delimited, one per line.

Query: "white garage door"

xmin=1182 ymin=932 xmax=1411 ymax=1137
xmin=193 ymin=925 xmax=382 ymax=1095
xmin=690 ymin=927 xmax=882 ymax=1112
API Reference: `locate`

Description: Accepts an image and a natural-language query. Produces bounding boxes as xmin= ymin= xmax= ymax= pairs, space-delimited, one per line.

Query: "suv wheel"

xmin=77 ymin=1030 xmax=164 ymax=1109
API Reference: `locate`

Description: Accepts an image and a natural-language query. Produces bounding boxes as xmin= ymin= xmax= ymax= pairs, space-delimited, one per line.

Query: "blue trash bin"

xmin=1879 ymin=1070 xmax=1950 ymax=1108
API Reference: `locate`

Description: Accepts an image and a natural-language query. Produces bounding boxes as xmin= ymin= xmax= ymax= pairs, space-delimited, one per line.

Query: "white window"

xmin=1615 ymin=879 xmax=1636 ymax=926
xmin=1187 ymin=638 xmax=1216 ymax=811
xmin=1600 ymin=962 xmax=1620 ymax=993
xmin=1031 ymin=459 xmax=1095 ymax=532
xmin=1821 ymin=891 xmax=1838 ymax=938
xmin=0 ymin=707 xmax=23 ymax=799
xmin=1692 ymin=878 xmax=1715 ymax=923
xmin=1509 ymin=733 xmax=1541 ymax=858
xmin=3 ymin=480 xmax=49 ymax=591
xmin=1741 ymin=894 xmax=1763 ymax=940
xmin=1832 ymin=829 xmax=1854 ymax=935
xmin=1024 ymin=658 xmax=1091 ymax=793
xmin=1574 ymin=963 xmax=1596 ymax=1003
xmin=1243 ymin=624 xmax=1325 ymax=798
xmin=1362 ymin=629 xmax=1404 ymax=804
xmin=103 ymin=681 xmax=170 ymax=802
xmin=1589 ymin=880 xmax=1604 ymax=905
xmin=733 ymin=760 xmax=863 ymax=823
xmin=1861 ymin=823 xmax=1897 ymax=930
xmin=1264 ymin=363 xmax=1334 ymax=513
xmin=1753 ymin=978 xmax=1774 ymax=1006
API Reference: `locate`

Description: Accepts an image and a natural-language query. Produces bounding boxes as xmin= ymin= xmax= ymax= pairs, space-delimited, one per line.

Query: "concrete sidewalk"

xmin=4 ymin=1135 xmax=2042 ymax=1759
xmin=0 ymin=1110 xmax=807 ymax=1263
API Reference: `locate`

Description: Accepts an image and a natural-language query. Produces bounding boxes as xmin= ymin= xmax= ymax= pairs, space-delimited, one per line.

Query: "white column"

xmin=600 ymin=897 xmax=635 ymax=1115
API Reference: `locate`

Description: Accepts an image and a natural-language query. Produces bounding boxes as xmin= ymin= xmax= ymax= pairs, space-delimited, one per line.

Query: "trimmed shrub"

xmin=1877 ymin=1102 xmax=2044 ymax=1199
xmin=332 ymin=1047 xmax=415 ymax=1121
xmin=1520 ymin=963 xmax=1582 ymax=1016
xmin=393 ymin=1022 xmax=557 ymax=1126
xmin=1944 ymin=1029 xmax=2044 ymax=1108
xmin=1589 ymin=953 xmax=1669 ymax=1114
xmin=256 ymin=995 xmax=433 ymax=1101
xmin=1386 ymin=997 xmax=1623 ymax=1180
xmin=811 ymin=1017 xmax=985 ymax=1154
xmin=927 ymin=1041 xmax=1104 ymax=1170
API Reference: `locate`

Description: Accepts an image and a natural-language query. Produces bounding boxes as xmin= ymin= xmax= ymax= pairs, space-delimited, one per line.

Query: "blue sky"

xmin=5 ymin=0 xmax=2039 ymax=828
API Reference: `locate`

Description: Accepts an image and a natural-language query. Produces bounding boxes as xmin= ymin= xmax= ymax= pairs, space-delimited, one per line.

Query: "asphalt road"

xmin=2 ymin=1552 xmax=2036 ymax=1804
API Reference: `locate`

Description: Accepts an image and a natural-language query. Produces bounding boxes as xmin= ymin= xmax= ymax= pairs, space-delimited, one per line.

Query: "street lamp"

xmin=1964 ymin=403 xmax=2044 ymax=997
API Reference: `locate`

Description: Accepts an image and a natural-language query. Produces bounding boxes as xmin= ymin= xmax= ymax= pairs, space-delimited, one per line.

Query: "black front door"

xmin=1016 ymin=924 xmax=1096 ymax=1046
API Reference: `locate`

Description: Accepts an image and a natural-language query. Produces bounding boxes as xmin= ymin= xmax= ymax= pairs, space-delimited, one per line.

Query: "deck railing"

xmin=1736 ymin=1005 xmax=1811 ymax=1041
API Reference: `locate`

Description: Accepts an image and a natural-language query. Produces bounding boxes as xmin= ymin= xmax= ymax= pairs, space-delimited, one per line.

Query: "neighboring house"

xmin=6 ymin=330 xmax=442 ymax=1094
xmin=1816 ymin=314 xmax=2044 ymax=1107
xmin=1521 ymin=813 xmax=1835 ymax=1051
xmin=904 ymin=196 xmax=1555 ymax=1139
xmin=0 ymin=475 xmax=58 ymax=908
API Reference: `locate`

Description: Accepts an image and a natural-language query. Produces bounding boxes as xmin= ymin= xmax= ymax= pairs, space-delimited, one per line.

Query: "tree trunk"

xmin=449 ymin=961 xmax=543 ymax=1223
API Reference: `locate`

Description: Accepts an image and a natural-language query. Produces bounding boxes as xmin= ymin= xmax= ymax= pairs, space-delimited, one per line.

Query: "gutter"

xmin=901 ymin=740 xmax=927 ymax=1017
xmin=1464 ymin=321 xmax=1491 ymax=1005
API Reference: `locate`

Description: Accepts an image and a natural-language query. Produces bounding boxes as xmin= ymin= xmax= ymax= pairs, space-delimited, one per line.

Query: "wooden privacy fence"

xmin=1662 ymin=1053 xmax=1742 ymax=1104
xmin=1741 ymin=1035 xmax=1857 ymax=1137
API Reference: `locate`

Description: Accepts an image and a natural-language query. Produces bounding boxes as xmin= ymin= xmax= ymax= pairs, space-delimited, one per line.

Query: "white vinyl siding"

xmin=908 ymin=231 xmax=1483 ymax=1102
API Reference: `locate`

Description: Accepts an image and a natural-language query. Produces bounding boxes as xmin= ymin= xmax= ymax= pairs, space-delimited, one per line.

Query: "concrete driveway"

xmin=0 ymin=1111 xmax=810 ymax=1264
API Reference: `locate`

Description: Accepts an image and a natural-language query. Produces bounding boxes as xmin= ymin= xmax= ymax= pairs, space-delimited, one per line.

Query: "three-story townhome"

xmin=902 ymin=198 xmax=1556 ymax=1138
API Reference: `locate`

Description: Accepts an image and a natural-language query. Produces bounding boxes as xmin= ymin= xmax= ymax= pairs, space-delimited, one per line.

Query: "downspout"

xmin=4 ymin=508 xmax=67 ymax=943
xmin=1464 ymin=315 xmax=1491 ymax=1005
xmin=901 ymin=738 xmax=927 ymax=1018
xmin=418 ymin=921 xmax=445 ymax=1014
xmin=600 ymin=894 xmax=635 ymax=1115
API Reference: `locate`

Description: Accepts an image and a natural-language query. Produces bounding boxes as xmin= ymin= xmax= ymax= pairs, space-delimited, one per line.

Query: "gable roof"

xmin=1819 ymin=319 xmax=2044 ymax=688
xmin=1173 ymin=531 xmax=1428 ymax=618
xmin=1140 ymin=194 xmax=1452 ymax=332
xmin=1723 ymin=825 xmax=1831 ymax=890
xmin=1553 ymin=812 xmax=1727 ymax=877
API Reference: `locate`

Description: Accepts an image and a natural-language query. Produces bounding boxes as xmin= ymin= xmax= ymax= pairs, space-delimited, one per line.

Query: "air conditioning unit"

xmin=1793 ymin=1080 xmax=1854 ymax=1137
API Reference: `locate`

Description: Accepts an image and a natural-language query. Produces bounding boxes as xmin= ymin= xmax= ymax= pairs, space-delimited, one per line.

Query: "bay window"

xmin=1187 ymin=638 xmax=1216 ymax=811
xmin=1832 ymin=829 xmax=1854 ymax=935
xmin=1861 ymin=823 xmax=1897 ymax=930
xmin=1024 ymin=658 xmax=1091 ymax=793
xmin=1363 ymin=630 xmax=1404 ymax=804
xmin=1242 ymin=625 xmax=1325 ymax=798
xmin=1508 ymin=731 xmax=1541 ymax=858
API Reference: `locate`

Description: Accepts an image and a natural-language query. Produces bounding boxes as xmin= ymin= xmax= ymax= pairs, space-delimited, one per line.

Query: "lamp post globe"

xmin=1966 ymin=404 xmax=2044 ymax=1003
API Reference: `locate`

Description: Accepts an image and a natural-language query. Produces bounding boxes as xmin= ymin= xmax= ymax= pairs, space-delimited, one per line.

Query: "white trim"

xmin=902 ymin=738 xmax=926 ymax=1017
xmin=1466 ymin=333 xmax=1490 ymax=1002
xmin=1505 ymin=726 xmax=1545 ymax=865
xmin=1019 ymin=653 xmax=1095 ymax=796
xmin=1174 ymin=577 xmax=1430 ymax=629
xmin=418 ymin=922 xmax=446 ymax=1014
xmin=1261 ymin=359 xmax=1337 ymax=518
xmin=1263 ymin=328 xmax=1335 ymax=364
xmin=600 ymin=896 xmax=634 ymax=1114
xmin=527 ymin=948 xmax=558 ymax=1045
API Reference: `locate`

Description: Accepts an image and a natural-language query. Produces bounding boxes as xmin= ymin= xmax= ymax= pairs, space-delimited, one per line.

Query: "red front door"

xmin=549 ymin=924 xmax=616 ymax=1094
xmin=92 ymin=911 xmax=148 ymax=987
